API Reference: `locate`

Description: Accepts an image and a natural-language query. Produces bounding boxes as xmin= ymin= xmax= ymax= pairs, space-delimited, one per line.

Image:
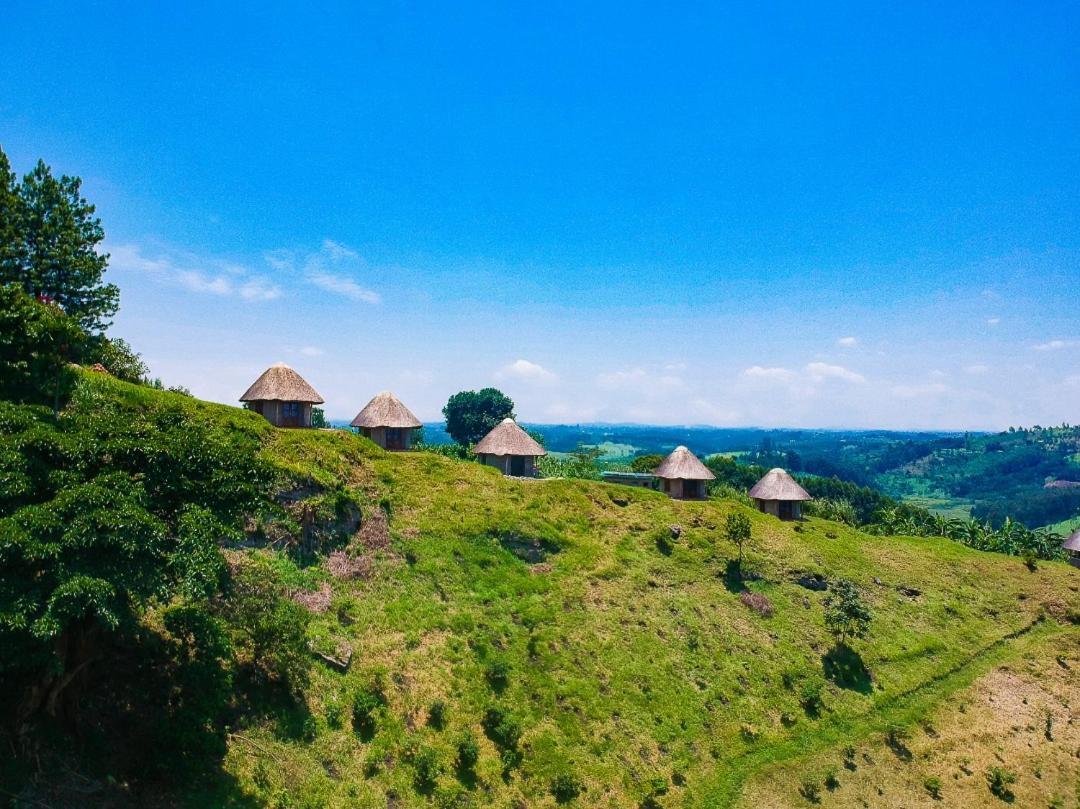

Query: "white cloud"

xmin=596 ymin=367 xmax=685 ymax=392
xmin=497 ymin=359 xmax=558 ymax=385
xmin=837 ymin=336 xmax=858 ymax=348
xmin=110 ymin=243 xmax=282 ymax=301
xmin=742 ymin=365 xmax=795 ymax=382
xmin=308 ymin=271 xmax=381 ymax=303
xmin=1033 ymin=339 xmax=1075 ymax=351
xmin=890 ymin=382 xmax=951 ymax=399
xmin=964 ymin=364 xmax=990 ymax=375
xmin=805 ymin=362 xmax=865 ymax=384
xmin=986 ymin=317 xmax=1001 ymax=326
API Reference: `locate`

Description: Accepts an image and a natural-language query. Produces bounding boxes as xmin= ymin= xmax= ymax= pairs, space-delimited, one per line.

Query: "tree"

xmin=724 ymin=512 xmax=753 ymax=565
xmin=630 ymin=453 xmax=664 ymax=473
xmin=0 ymin=284 xmax=85 ymax=408
xmin=443 ymin=388 xmax=514 ymax=446
xmin=82 ymin=335 xmax=147 ymax=383
xmin=823 ymin=579 xmax=872 ymax=646
xmin=311 ymin=407 xmax=328 ymax=428
xmin=2 ymin=151 xmax=119 ymax=333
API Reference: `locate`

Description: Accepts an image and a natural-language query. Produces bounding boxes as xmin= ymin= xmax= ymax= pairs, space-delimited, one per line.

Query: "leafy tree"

xmin=442 ymin=387 xmax=514 ymax=446
xmin=630 ymin=453 xmax=665 ymax=473
xmin=311 ymin=406 xmax=328 ymax=428
xmin=4 ymin=154 xmax=119 ymax=332
xmin=0 ymin=285 xmax=85 ymax=407
xmin=823 ymin=579 xmax=872 ymax=646
xmin=724 ymin=512 xmax=753 ymax=565
xmin=83 ymin=335 xmax=147 ymax=383
xmin=0 ymin=149 xmax=25 ymax=280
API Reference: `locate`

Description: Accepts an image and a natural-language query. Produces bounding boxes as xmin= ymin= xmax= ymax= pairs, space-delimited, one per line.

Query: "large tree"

xmin=1 ymin=149 xmax=119 ymax=333
xmin=442 ymin=388 xmax=515 ymax=446
xmin=0 ymin=285 xmax=85 ymax=408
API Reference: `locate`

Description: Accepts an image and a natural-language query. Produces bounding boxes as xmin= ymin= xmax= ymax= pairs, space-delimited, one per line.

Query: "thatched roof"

xmin=748 ymin=468 xmax=812 ymax=501
xmin=473 ymin=418 xmax=546 ymax=457
xmin=654 ymin=446 xmax=715 ymax=481
xmin=350 ymin=391 xmax=422 ymax=429
xmin=240 ymin=363 xmax=324 ymax=404
xmin=1063 ymin=529 xmax=1080 ymax=553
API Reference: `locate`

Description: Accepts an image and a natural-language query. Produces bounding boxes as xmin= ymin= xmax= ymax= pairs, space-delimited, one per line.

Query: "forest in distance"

xmin=393 ymin=421 xmax=1080 ymax=531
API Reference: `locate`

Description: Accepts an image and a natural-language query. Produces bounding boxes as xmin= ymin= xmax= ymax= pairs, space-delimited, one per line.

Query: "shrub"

xmin=428 ymin=699 xmax=447 ymax=730
xmin=823 ymin=579 xmax=872 ymax=646
xmin=485 ymin=658 xmax=511 ymax=691
xmin=740 ymin=722 xmax=760 ymax=742
xmin=482 ymin=705 xmax=522 ymax=752
xmin=352 ymin=685 xmax=385 ymax=736
xmin=823 ymin=769 xmax=839 ymax=790
xmin=413 ymin=746 xmax=442 ymax=791
xmin=324 ymin=695 xmax=344 ymax=728
xmin=455 ymin=732 xmax=480 ymax=771
xmin=799 ymin=778 xmax=821 ymax=803
xmin=739 ymin=590 xmax=774 ymax=617
xmin=550 ymin=771 xmax=584 ymax=803
xmin=986 ymin=766 xmax=1016 ymax=800
xmin=924 ymin=775 xmax=943 ymax=799
xmin=800 ymin=679 xmax=825 ymax=716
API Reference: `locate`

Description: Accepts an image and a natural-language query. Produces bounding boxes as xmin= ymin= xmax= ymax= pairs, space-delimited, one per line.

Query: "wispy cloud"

xmin=836 ymin=336 xmax=858 ymax=348
xmin=964 ymin=363 xmax=990 ymax=375
xmin=596 ymin=367 xmax=685 ymax=392
xmin=267 ymin=239 xmax=381 ymax=304
xmin=806 ymin=362 xmax=865 ymax=383
xmin=497 ymin=358 xmax=558 ymax=385
xmin=299 ymin=346 xmax=324 ymax=357
xmin=986 ymin=317 xmax=1001 ymax=326
xmin=1033 ymin=339 xmax=1076 ymax=351
xmin=742 ymin=365 xmax=796 ymax=381
xmin=110 ymin=243 xmax=282 ymax=301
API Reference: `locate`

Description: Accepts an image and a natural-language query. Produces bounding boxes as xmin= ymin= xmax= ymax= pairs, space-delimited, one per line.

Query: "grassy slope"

xmin=204 ymin=416 xmax=1079 ymax=807
xmin=63 ymin=377 xmax=1080 ymax=807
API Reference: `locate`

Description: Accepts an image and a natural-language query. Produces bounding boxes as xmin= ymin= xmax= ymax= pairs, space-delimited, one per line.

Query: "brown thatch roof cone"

xmin=240 ymin=363 xmax=324 ymax=403
xmin=654 ymin=446 xmax=716 ymax=480
xmin=350 ymin=391 xmax=422 ymax=429
xmin=1063 ymin=529 xmax=1080 ymax=553
xmin=473 ymin=418 xmax=546 ymax=456
xmin=748 ymin=468 xmax=812 ymax=501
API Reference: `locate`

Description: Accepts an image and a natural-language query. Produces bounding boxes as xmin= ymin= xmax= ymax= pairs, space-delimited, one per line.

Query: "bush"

xmin=482 ymin=705 xmax=522 ymax=752
xmin=986 ymin=766 xmax=1016 ymax=800
xmin=823 ymin=769 xmax=839 ymax=790
xmin=413 ymin=746 xmax=442 ymax=791
xmin=455 ymin=732 xmax=480 ymax=771
xmin=924 ymin=775 xmax=943 ymax=799
xmin=352 ymin=685 xmax=386 ymax=736
xmin=485 ymin=658 xmax=511 ymax=691
xmin=800 ymin=679 xmax=825 ymax=716
xmin=799 ymin=778 xmax=821 ymax=803
xmin=550 ymin=771 xmax=584 ymax=803
xmin=428 ymin=699 xmax=447 ymax=729
xmin=739 ymin=590 xmax=774 ymax=617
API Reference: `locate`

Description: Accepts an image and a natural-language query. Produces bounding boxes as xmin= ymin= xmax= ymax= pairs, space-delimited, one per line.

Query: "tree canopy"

xmin=442 ymin=387 xmax=515 ymax=446
xmin=0 ymin=147 xmax=118 ymax=333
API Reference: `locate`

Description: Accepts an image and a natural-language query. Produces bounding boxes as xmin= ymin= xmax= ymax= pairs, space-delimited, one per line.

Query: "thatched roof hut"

xmin=1064 ymin=529 xmax=1080 ymax=567
xmin=474 ymin=418 xmax=546 ymax=477
xmin=240 ymin=363 xmax=323 ymax=428
xmin=350 ymin=391 xmax=422 ymax=450
xmin=749 ymin=468 xmax=812 ymax=520
xmin=654 ymin=446 xmax=714 ymax=499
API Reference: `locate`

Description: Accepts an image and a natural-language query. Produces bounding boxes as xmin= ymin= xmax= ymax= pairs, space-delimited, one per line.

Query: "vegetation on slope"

xmin=4 ymin=371 xmax=1077 ymax=808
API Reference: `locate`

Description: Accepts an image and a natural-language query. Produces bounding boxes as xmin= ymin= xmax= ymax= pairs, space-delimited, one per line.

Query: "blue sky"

xmin=2 ymin=1 xmax=1078 ymax=429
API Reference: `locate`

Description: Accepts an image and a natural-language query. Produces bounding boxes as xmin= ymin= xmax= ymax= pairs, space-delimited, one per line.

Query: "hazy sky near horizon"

xmin=3 ymin=2 xmax=1078 ymax=430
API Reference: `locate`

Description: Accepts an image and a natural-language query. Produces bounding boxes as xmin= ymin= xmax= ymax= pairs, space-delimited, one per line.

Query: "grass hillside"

xmin=5 ymin=373 xmax=1079 ymax=808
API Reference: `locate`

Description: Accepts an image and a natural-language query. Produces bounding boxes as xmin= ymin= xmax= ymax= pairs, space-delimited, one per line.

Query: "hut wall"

xmin=479 ymin=454 xmax=537 ymax=477
xmin=249 ymin=400 xmax=312 ymax=428
xmin=361 ymin=426 xmax=414 ymax=450
xmin=660 ymin=478 xmax=706 ymax=500
xmin=754 ymin=499 xmax=802 ymax=520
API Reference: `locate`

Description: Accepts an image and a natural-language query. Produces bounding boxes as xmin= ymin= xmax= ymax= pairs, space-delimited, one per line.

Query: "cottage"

xmin=473 ymin=418 xmax=546 ymax=477
xmin=748 ymin=467 xmax=812 ymax=520
xmin=350 ymin=391 xmax=422 ymax=450
xmin=1064 ymin=529 xmax=1080 ymax=569
xmin=240 ymin=363 xmax=324 ymax=428
xmin=654 ymin=446 xmax=715 ymax=499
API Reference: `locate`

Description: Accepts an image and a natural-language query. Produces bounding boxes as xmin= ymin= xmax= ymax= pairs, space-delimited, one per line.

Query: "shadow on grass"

xmin=455 ymin=762 xmax=478 ymax=789
xmin=822 ymin=644 xmax=873 ymax=695
xmin=722 ymin=559 xmax=747 ymax=594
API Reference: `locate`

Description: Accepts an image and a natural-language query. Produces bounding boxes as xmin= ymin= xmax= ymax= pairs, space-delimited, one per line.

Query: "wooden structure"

xmin=654 ymin=446 xmax=715 ymax=499
xmin=1064 ymin=529 xmax=1080 ymax=569
xmin=350 ymin=391 xmax=422 ymax=450
xmin=473 ymin=418 xmax=546 ymax=477
xmin=748 ymin=467 xmax=812 ymax=520
xmin=240 ymin=363 xmax=324 ymax=428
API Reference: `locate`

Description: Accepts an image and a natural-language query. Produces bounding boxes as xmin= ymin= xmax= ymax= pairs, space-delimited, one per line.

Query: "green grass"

xmin=53 ymin=374 xmax=1080 ymax=807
